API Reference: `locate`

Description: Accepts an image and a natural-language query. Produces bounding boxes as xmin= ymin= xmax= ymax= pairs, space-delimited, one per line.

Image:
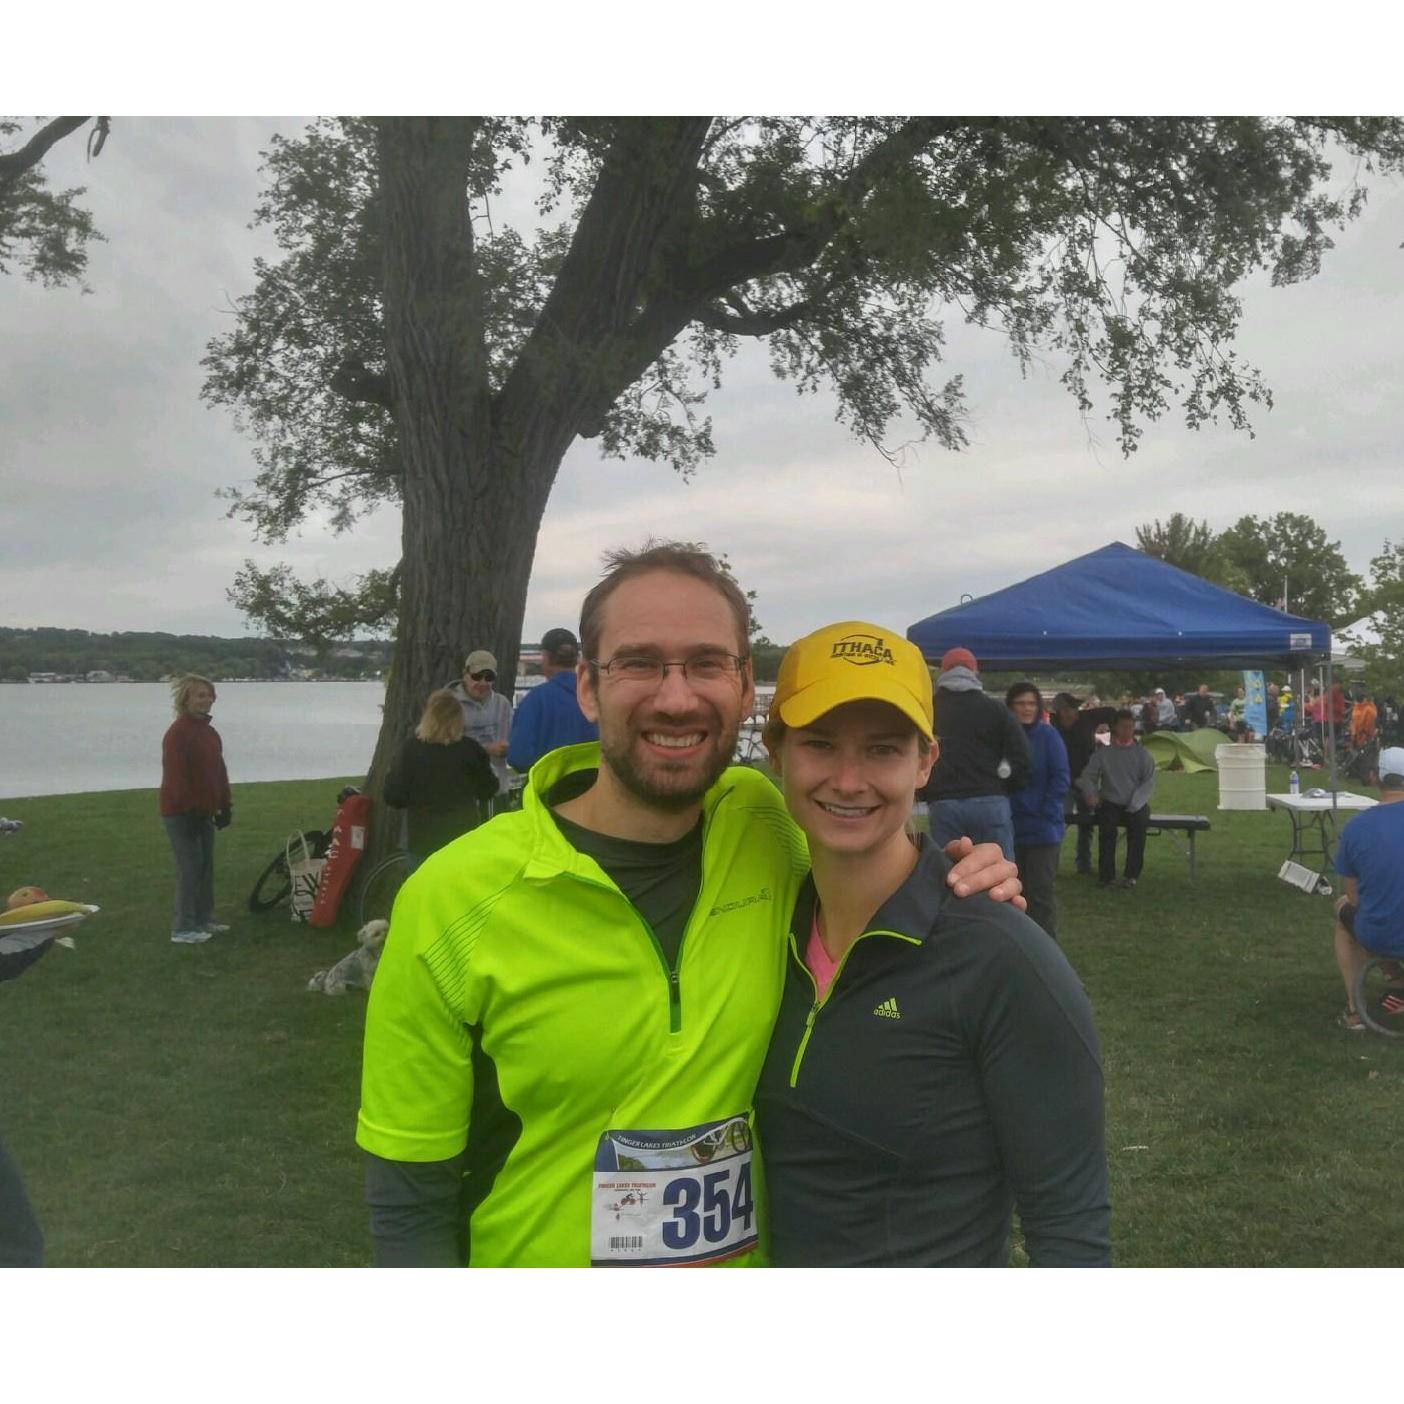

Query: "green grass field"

xmin=2 ymin=764 xmax=1401 ymax=1267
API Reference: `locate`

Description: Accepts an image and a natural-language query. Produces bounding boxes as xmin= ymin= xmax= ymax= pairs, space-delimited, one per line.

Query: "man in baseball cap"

xmin=507 ymin=627 xmax=598 ymax=775
xmin=1331 ymin=745 xmax=1404 ymax=1030
xmin=447 ymin=647 xmax=512 ymax=794
xmin=917 ymin=644 xmax=1031 ymax=860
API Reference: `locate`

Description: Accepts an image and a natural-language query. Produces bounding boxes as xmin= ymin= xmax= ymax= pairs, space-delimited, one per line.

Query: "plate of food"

xmin=0 ymin=891 xmax=100 ymax=953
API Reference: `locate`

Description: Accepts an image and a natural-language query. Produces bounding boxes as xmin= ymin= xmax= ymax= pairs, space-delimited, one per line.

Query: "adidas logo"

xmin=873 ymin=997 xmax=901 ymax=1019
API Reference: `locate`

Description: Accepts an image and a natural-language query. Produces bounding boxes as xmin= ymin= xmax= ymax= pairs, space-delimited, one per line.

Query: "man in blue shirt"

xmin=507 ymin=627 xmax=598 ymax=776
xmin=1332 ymin=745 xmax=1404 ymax=1031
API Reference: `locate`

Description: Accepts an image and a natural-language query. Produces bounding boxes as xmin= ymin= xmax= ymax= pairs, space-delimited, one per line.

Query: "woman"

xmin=383 ymin=689 xmax=498 ymax=864
xmin=754 ymin=620 xmax=1108 ymax=1267
xmin=159 ymin=674 xmax=231 ymax=945
xmin=1004 ymin=681 xmax=1070 ymax=941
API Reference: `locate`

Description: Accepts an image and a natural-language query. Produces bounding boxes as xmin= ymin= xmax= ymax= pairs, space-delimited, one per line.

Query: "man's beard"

xmin=600 ymin=715 xmax=742 ymax=812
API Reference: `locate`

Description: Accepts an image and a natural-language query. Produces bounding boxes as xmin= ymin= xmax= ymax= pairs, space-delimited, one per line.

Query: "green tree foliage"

xmin=0 ymin=627 xmax=391 ymax=682
xmin=0 ymin=117 xmax=109 ymax=287
xmin=1353 ymin=540 xmax=1404 ymax=699
xmin=1135 ymin=512 xmax=1244 ymax=591
xmin=200 ymin=116 xmax=1404 ymax=790
xmin=1218 ymin=512 xmax=1362 ymax=626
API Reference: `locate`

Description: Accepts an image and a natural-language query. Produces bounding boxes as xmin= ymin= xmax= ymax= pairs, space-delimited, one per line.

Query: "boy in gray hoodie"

xmin=1078 ymin=709 xmax=1157 ymax=889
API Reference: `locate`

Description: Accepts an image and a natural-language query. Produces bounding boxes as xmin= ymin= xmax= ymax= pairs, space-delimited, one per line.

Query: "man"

xmin=918 ymin=647 xmax=1031 ymax=861
xmin=357 ymin=543 xmax=1022 ymax=1267
xmin=1154 ymin=687 xmax=1177 ymax=731
xmin=1329 ymin=679 xmax=1349 ymax=731
xmin=1350 ymin=691 xmax=1378 ymax=750
xmin=1332 ymin=746 xmax=1404 ymax=1031
xmin=1266 ymin=681 xmax=1281 ymax=734
xmin=447 ymin=649 xmax=513 ymax=795
xmin=1078 ymin=708 xmax=1157 ymax=890
xmin=506 ymin=627 xmax=598 ymax=776
xmin=1051 ymin=692 xmax=1119 ymax=876
xmin=1184 ymin=683 xmax=1217 ymax=730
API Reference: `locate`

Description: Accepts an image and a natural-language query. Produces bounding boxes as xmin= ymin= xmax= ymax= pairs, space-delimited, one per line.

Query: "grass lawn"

xmin=2 ymin=763 xmax=1401 ymax=1267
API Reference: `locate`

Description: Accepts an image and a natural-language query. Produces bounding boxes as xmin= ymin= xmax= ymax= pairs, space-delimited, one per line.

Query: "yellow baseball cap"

xmin=771 ymin=621 xmax=934 ymax=740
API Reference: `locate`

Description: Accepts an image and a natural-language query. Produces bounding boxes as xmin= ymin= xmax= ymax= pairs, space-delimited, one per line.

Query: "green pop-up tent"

xmin=1140 ymin=727 xmax=1234 ymax=774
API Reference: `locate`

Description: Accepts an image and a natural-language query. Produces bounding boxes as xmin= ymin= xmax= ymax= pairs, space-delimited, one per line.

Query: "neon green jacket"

xmin=357 ymin=743 xmax=809 ymax=1267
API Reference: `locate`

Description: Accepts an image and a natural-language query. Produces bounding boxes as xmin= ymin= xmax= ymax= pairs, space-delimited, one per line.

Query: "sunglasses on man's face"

xmin=470 ymin=670 xmax=496 ymax=682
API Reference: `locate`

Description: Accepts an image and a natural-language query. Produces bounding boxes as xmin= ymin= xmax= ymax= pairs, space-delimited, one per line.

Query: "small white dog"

xmin=307 ymin=919 xmax=389 ymax=996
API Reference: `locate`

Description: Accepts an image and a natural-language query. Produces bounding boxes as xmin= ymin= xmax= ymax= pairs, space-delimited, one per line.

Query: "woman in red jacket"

xmin=159 ymin=674 xmax=232 ymax=945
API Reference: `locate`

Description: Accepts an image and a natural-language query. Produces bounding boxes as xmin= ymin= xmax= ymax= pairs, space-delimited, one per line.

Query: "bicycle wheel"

xmin=248 ymin=850 xmax=292 ymax=913
xmin=1353 ymin=957 xmax=1404 ymax=1037
xmin=357 ymin=852 xmax=414 ymax=928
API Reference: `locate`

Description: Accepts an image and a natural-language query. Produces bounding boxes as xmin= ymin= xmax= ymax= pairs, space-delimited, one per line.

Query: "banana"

xmin=0 ymin=899 xmax=97 ymax=927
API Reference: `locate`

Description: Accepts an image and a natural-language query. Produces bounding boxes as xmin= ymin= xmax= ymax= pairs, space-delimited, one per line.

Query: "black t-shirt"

xmin=549 ymin=804 xmax=703 ymax=970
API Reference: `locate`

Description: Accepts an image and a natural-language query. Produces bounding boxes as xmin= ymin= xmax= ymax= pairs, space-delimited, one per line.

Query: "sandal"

xmin=1339 ymin=1009 xmax=1366 ymax=1032
xmin=1380 ymin=990 xmax=1404 ymax=1015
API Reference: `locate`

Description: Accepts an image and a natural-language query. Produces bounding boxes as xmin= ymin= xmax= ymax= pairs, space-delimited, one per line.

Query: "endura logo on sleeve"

xmin=708 ymin=887 xmax=772 ymax=917
xmin=830 ymin=634 xmax=895 ymax=667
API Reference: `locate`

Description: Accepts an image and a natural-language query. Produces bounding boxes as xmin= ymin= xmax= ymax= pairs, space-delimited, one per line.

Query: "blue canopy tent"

xmin=907 ymin=541 xmax=1342 ymax=796
xmin=906 ymin=542 xmax=1331 ymax=671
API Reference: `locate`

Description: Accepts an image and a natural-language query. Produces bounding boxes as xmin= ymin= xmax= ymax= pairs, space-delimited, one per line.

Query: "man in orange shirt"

xmin=1351 ymin=692 xmax=1378 ymax=749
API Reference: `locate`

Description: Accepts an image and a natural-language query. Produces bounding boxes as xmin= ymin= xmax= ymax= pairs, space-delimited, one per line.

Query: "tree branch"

xmin=0 ymin=117 xmax=93 ymax=190
xmin=330 ymin=358 xmax=395 ymax=412
xmin=678 ymin=116 xmax=971 ymax=299
xmin=694 ymin=294 xmax=818 ymax=337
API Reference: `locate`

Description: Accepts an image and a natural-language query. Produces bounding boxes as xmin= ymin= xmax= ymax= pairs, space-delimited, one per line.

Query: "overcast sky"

xmin=3 ymin=114 xmax=1401 ymax=648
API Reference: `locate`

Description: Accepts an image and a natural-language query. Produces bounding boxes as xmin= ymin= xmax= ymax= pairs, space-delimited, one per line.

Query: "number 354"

xmin=661 ymin=1164 xmax=754 ymax=1250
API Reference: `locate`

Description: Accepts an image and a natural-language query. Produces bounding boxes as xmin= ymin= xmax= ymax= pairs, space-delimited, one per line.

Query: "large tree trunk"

xmin=359 ymin=117 xmax=720 ymax=866
xmin=362 ymin=117 xmax=578 ymax=864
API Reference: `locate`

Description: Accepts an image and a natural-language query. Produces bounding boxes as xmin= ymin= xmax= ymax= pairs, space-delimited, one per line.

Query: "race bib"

xmin=590 ymin=1114 xmax=758 ymax=1267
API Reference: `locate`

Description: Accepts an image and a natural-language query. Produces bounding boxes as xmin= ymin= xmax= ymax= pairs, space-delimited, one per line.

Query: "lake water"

xmin=0 ymin=678 xmax=780 ymax=802
xmin=0 ymin=681 xmax=388 ymax=800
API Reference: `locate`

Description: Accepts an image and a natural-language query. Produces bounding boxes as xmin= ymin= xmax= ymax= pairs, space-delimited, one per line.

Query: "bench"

xmin=1073 ymin=812 xmax=1212 ymax=880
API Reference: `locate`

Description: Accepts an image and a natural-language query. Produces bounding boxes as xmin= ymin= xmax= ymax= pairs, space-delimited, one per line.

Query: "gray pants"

xmin=1014 ymin=842 xmax=1061 ymax=942
xmin=163 ymin=812 xmax=215 ymax=933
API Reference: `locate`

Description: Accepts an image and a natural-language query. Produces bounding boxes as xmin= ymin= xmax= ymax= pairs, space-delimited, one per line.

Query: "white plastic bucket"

xmin=1216 ymin=743 xmax=1267 ymax=811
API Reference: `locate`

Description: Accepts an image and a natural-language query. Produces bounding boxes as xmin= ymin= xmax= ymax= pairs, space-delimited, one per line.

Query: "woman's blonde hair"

xmin=171 ymin=674 xmax=216 ymax=717
xmin=416 ymin=689 xmax=466 ymax=744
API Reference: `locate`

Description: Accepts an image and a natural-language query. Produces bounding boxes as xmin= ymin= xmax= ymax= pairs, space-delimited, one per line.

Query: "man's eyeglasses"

xmin=591 ymin=652 xmax=748 ymax=685
xmin=469 ymin=670 xmax=496 ymax=682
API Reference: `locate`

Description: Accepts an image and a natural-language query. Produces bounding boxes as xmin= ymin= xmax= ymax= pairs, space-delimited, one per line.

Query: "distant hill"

xmin=0 ymin=626 xmax=393 ymax=683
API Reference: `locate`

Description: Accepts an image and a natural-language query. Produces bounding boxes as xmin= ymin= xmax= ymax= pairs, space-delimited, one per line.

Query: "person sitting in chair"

xmin=1331 ymin=746 xmax=1404 ymax=1032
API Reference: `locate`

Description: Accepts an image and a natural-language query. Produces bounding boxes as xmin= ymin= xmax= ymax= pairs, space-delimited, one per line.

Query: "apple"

xmin=6 ymin=886 xmax=48 ymax=910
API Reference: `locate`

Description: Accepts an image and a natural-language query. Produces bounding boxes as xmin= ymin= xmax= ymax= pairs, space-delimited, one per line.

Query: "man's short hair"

xmin=578 ymin=540 xmax=751 ymax=665
xmin=1052 ymin=691 xmax=1080 ymax=713
xmin=540 ymin=627 xmax=579 ymax=666
xmin=1114 ymin=708 xmax=1137 ymax=726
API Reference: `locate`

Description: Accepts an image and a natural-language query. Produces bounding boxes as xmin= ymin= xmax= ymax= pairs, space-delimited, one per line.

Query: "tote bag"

xmin=287 ymin=830 xmax=328 ymax=923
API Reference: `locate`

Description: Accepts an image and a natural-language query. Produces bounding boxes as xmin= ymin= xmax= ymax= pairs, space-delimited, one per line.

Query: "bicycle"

xmin=246 ymin=785 xmax=360 ymax=914
xmin=247 ymin=829 xmax=330 ymax=913
xmin=357 ymin=849 xmax=415 ymax=928
xmin=1353 ymin=954 xmax=1404 ymax=1038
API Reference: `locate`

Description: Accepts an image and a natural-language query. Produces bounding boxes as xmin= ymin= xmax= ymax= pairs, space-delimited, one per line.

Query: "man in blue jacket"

xmin=507 ymin=627 xmax=598 ymax=776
